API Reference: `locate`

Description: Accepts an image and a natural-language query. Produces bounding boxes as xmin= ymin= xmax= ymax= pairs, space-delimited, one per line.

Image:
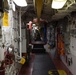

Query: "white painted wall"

xmin=60 ymin=17 xmax=76 ymax=75
xmin=1 ymin=1 xmax=22 ymax=75
xmin=61 ymin=54 xmax=76 ymax=75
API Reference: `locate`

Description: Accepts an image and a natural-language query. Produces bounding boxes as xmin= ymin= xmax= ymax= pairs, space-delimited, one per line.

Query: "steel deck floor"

xmin=19 ymin=53 xmax=73 ymax=75
xmin=32 ymin=53 xmax=59 ymax=75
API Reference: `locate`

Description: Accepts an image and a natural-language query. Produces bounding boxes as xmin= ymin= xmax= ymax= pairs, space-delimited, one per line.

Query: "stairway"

xmin=32 ymin=42 xmax=46 ymax=53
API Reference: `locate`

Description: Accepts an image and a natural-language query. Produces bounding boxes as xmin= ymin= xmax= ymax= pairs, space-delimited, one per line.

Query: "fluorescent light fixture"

xmin=52 ymin=0 xmax=67 ymax=9
xmin=13 ymin=0 xmax=27 ymax=7
xmin=12 ymin=2 xmax=15 ymax=11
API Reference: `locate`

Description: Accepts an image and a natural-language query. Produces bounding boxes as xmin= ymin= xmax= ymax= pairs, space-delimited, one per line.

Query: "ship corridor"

xmin=19 ymin=42 xmax=73 ymax=75
xmin=1 ymin=0 xmax=76 ymax=75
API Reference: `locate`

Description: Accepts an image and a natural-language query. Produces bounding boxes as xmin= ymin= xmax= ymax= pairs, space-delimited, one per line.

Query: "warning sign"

xmin=3 ymin=12 xmax=9 ymax=26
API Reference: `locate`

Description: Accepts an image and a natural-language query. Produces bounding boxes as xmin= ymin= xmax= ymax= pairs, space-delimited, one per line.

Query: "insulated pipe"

xmin=36 ymin=0 xmax=43 ymax=23
xmin=19 ymin=8 xmax=22 ymax=58
xmin=33 ymin=0 xmax=43 ymax=24
xmin=33 ymin=0 xmax=36 ymax=9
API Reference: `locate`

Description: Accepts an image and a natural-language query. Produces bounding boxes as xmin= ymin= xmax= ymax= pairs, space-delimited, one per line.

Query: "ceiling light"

xmin=34 ymin=27 xmax=38 ymax=30
xmin=52 ymin=0 xmax=67 ymax=9
xmin=13 ymin=0 xmax=27 ymax=7
xmin=12 ymin=2 xmax=15 ymax=11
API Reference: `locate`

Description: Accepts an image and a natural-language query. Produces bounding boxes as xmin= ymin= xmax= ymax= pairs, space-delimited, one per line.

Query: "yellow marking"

xmin=3 ymin=12 xmax=9 ymax=26
xmin=48 ymin=70 xmax=67 ymax=75
xmin=20 ymin=57 xmax=26 ymax=65
xmin=48 ymin=70 xmax=53 ymax=75
xmin=58 ymin=70 xmax=67 ymax=75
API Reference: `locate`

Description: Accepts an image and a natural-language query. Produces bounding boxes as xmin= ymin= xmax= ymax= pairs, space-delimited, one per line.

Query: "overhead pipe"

xmin=19 ymin=8 xmax=22 ymax=58
xmin=33 ymin=0 xmax=43 ymax=24
xmin=33 ymin=0 xmax=36 ymax=9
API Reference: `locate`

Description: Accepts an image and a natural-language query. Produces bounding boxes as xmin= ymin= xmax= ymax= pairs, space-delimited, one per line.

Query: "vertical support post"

xmin=19 ymin=8 xmax=22 ymax=58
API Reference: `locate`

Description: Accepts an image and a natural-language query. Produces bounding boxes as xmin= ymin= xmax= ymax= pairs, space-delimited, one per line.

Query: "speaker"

xmin=0 ymin=0 xmax=4 ymax=12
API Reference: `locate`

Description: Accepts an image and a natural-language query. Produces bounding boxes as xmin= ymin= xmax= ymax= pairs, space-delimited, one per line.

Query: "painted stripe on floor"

xmin=48 ymin=70 xmax=67 ymax=75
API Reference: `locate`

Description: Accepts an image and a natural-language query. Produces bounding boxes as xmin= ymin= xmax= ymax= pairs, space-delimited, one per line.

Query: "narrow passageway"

xmin=31 ymin=43 xmax=58 ymax=75
xmin=19 ymin=42 xmax=73 ymax=75
xmin=19 ymin=52 xmax=73 ymax=75
xmin=1 ymin=1 xmax=76 ymax=75
xmin=19 ymin=43 xmax=73 ymax=75
xmin=32 ymin=53 xmax=59 ymax=75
